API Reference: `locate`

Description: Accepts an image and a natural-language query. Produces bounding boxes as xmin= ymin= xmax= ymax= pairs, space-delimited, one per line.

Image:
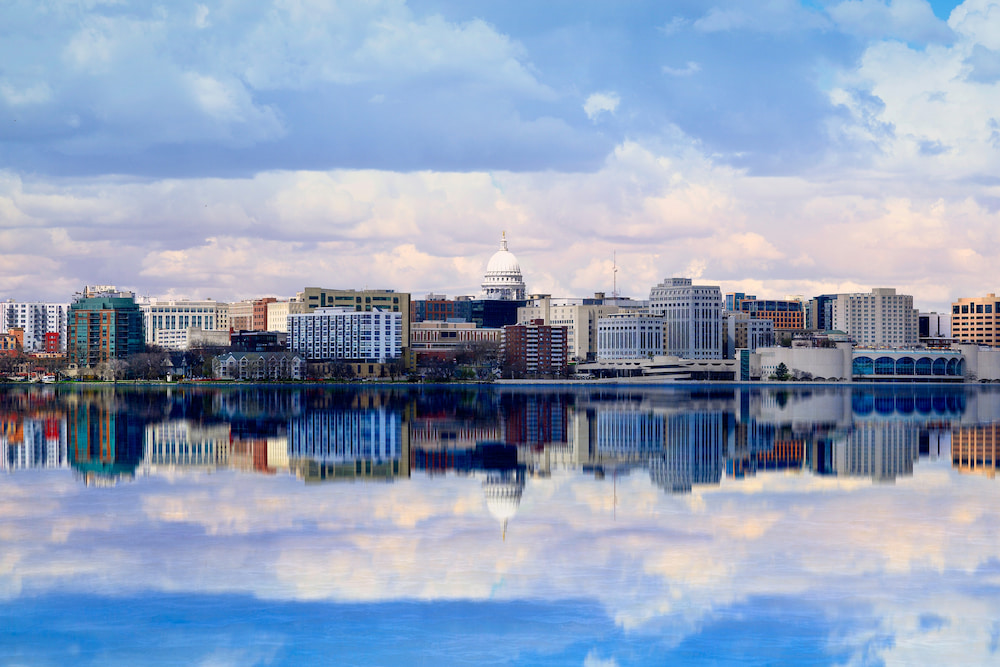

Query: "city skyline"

xmin=1 ymin=1 xmax=991 ymax=310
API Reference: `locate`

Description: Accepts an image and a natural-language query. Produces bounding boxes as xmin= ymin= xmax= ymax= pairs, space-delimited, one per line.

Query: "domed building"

xmin=483 ymin=468 xmax=525 ymax=540
xmin=481 ymin=232 xmax=527 ymax=301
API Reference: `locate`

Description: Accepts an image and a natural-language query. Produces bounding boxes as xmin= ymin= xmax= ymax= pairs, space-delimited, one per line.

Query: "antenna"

xmin=612 ymin=251 xmax=619 ymax=299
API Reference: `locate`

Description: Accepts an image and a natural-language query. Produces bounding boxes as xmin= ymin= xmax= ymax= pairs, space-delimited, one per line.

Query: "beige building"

xmin=297 ymin=288 xmax=411 ymax=342
xmin=831 ymin=288 xmax=918 ymax=348
xmin=228 ymin=300 xmax=254 ymax=332
xmin=517 ymin=294 xmax=623 ymax=361
xmin=951 ymin=294 xmax=1000 ymax=347
xmin=267 ymin=299 xmax=308 ymax=333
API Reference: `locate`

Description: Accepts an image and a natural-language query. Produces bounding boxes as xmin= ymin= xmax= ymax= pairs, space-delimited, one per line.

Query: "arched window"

xmin=947 ymin=358 xmax=959 ymax=376
xmin=933 ymin=358 xmax=947 ymax=375
xmin=853 ymin=356 xmax=874 ymax=376
xmin=875 ymin=357 xmax=895 ymax=375
xmin=895 ymin=357 xmax=914 ymax=375
xmin=915 ymin=358 xmax=932 ymax=375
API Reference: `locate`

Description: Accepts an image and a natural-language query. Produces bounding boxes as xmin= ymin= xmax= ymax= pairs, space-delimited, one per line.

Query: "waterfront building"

xmin=807 ymin=294 xmax=839 ymax=331
xmin=410 ymin=321 xmax=501 ymax=361
xmin=518 ymin=294 xmax=625 ymax=361
xmin=0 ymin=301 xmax=70 ymax=352
xmin=66 ymin=286 xmax=144 ymax=367
xmin=951 ymin=295 xmax=1000 ymax=346
xmin=501 ymin=321 xmax=568 ymax=377
xmin=481 ymin=232 xmax=527 ymax=301
xmin=732 ymin=297 xmax=804 ymax=331
xmin=596 ymin=312 xmax=664 ymax=360
xmin=649 ymin=277 xmax=724 ymax=359
xmin=751 ymin=346 xmax=966 ymax=382
xmin=289 ymin=307 xmax=403 ymax=362
xmin=724 ymin=313 xmax=775 ymax=358
xmin=297 ymin=287 xmax=411 ymax=343
xmin=212 ymin=351 xmax=306 ymax=380
xmin=138 ymin=298 xmax=221 ymax=350
xmin=831 ymin=288 xmax=918 ymax=348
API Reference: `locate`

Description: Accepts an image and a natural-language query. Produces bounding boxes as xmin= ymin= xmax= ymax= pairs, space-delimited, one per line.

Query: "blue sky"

xmin=0 ymin=0 xmax=998 ymax=307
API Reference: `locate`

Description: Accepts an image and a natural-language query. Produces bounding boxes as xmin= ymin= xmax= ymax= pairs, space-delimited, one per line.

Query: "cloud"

xmin=583 ymin=92 xmax=620 ymax=121
xmin=662 ymin=61 xmax=701 ymax=77
xmin=828 ymin=0 xmax=955 ymax=42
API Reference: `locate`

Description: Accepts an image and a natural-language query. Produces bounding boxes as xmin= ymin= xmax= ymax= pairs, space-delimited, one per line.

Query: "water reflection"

xmin=2 ymin=385 xmax=999 ymax=486
xmin=4 ymin=384 xmax=1000 ymax=664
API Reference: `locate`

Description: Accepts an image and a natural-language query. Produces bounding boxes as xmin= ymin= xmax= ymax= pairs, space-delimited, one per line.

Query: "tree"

xmin=771 ymin=362 xmax=790 ymax=381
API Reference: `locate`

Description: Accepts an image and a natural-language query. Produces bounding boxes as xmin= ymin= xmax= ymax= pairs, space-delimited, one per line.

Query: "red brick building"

xmin=501 ymin=320 xmax=568 ymax=377
xmin=253 ymin=297 xmax=277 ymax=332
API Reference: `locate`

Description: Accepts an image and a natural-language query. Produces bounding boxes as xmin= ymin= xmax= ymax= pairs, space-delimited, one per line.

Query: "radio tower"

xmin=612 ymin=251 xmax=619 ymax=299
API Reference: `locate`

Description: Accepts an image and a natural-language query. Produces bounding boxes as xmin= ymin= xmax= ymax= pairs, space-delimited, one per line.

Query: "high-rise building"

xmin=596 ymin=313 xmax=664 ymax=360
xmin=297 ymin=288 xmax=411 ymax=344
xmin=138 ymin=298 xmax=222 ymax=349
xmin=501 ymin=321 xmax=568 ymax=376
xmin=0 ymin=301 xmax=70 ymax=352
xmin=288 ymin=307 xmax=403 ymax=362
xmin=830 ymin=288 xmax=918 ymax=348
xmin=951 ymin=294 xmax=1000 ymax=347
xmin=649 ymin=277 xmax=724 ymax=359
xmin=806 ymin=294 xmax=839 ymax=331
xmin=481 ymin=232 xmax=527 ymax=301
xmin=66 ymin=287 xmax=145 ymax=367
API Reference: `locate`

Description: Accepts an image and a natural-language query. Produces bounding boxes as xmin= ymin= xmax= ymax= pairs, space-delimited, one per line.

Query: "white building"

xmin=831 ymin=288 xmax=918 ymax=348
xmin=139 ymin=298 xmax=223 ymax=350
xmin=649 ymin=277 xmax=724 ymax=359
xmin=0 ymin=301 xmax=70 ymax=352
xmin=481 ymin=232 xmax=527 ymax=301
xmin=596 ymin=313 xmax=664 ymax=360
xmin=289 ymin=307 xmax=402 ymax=362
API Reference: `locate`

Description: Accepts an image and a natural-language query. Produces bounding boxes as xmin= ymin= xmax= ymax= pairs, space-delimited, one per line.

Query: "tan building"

xmin=951 ymin=294 xmax=1000 ymax=347
xmin=297 ymin=288 xmax=411 ymax=342
xmin=267 ymin=299 xmax=308 ymax=333
xmin=229 ymin=300 xmax=254 ymax=332
xmin=410 ymin=320 xmax=501 ymax=361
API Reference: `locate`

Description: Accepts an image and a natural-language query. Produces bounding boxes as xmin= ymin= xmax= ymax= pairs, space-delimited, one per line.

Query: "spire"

xmin=501 ymin=230 xmax=508 ymax=251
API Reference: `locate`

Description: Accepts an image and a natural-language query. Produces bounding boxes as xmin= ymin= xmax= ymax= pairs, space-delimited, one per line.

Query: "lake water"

xmin=2 ymin=383 xmax=999 ymax=665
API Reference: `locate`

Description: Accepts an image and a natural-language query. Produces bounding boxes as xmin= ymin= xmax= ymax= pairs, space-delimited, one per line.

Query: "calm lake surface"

xmin=2 ymin=383 xmax=999 ymax=665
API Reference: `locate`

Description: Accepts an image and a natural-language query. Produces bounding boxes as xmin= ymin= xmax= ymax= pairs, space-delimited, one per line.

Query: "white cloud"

xmin=662 ymin=62 xmax=701 ymax=77
xmin=583 ymin=92 xmax=620 ymax=121
xmin=828 ymin=0 xmax=954 ymax=42
xmin=0 ymin=81 xmax=52 ymax=106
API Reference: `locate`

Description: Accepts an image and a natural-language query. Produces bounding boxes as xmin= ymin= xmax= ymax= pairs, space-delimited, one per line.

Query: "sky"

xmin=0 ymin=0 xmax=996 ymax=310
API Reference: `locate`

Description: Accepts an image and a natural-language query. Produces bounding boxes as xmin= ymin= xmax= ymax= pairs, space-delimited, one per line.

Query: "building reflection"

xmin=66 ymin=392 xmax=146 ymax=486
xmin=4 ymin=384 xmax=1000 ymax=491
xmin=951 ymin=424 xmax=999 ymax=478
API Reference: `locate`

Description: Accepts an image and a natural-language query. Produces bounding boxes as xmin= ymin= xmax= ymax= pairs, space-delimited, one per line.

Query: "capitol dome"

xmin=483 ymin=469 xmax=525 ymax=540
xmin=481 ymin=232 xmax=527 ymax=301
